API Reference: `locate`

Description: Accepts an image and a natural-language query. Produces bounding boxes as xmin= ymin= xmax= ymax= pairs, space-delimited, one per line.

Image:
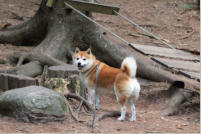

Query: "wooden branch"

xmin=65 ymin=99 xmax=79 ymax=122
xmin=64 ymin=93 xmax=93 ymax=111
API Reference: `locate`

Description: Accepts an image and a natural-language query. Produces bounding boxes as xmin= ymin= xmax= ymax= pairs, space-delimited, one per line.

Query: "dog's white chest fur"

xmin=80 ymin=73 xmax=88 ymax=87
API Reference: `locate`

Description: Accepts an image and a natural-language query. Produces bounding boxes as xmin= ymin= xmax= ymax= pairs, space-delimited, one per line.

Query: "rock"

xmin=0 ymin=86 xmax=68 ymax=122
xmin=0 ymin=73 xmax=37 ymax=91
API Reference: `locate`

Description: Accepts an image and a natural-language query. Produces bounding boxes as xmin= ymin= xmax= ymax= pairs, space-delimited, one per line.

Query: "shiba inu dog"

xmin=72 ymin=48 xmax=140 ymax=121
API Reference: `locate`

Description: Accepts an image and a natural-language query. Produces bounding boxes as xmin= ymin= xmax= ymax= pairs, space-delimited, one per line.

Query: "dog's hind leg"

xmin=114 ymin=85 xmax=127 ymax=121
xmin=128 ymin=97 xmax=136 ymax=121
xmin=118 ymin=104 xmax=126 ymax=121
xmin=117 ymin=95 xmax=127 ymax=121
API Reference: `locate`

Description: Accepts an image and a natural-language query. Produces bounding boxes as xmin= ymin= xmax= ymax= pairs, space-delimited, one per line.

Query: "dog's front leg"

xmin=88 ymin=88 xmax=94 ymax=105
xmin=87 ymin=88 xmax=99 ymax=108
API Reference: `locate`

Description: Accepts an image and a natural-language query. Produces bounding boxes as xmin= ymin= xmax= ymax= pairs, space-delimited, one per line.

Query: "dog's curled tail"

xmin=121 ymin=57 xmax=137 ymax=78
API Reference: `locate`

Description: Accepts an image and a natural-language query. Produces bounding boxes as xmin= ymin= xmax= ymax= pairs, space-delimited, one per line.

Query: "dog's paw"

xmin=117 ymin=117 xmax=125 ymax=122
xmin=88 ymin=100 xmax=93 ymax=105
xmin=129 ymin=118 xmax=136 ymax=122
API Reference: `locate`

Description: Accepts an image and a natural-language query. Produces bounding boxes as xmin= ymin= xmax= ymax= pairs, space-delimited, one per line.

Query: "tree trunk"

xmin=0 ymin=0 xmax=199 ymax=93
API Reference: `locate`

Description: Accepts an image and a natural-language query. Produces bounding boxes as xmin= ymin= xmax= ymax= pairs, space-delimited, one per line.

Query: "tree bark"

xmin=0 ymin=0 xmax=49 ymax=45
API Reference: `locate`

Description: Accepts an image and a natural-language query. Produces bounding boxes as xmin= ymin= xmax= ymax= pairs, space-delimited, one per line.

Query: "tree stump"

xmin=39 ymin=65 xmax=86 ymax=97
xmin=0 ymin=73 xmax=37 ymax=91
xmin=48 ymin=65 xmax=79 ymax=78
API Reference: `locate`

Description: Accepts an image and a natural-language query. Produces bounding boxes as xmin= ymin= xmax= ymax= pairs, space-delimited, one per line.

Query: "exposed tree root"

xmin=64 ymin=93 xmax=93 ymax=112
xmin=8 ymin=51 xmax=69 ymax=77
xmin=16 ymin=61 xmax=43 ymax=77
xmin=0 ymin=0 xmax=49 ymax=45
xmin=77 ymin=100 xmax=84 ymax=115
xmin=11 ymin=52 xmax=67 ymax=66
xmin=65 ymin=98 xmax=79 ymax=122
xmin=163 ymin=81 xmax=194 ymax=116
xmin=16 ymin=55 xmax=25 ymax=67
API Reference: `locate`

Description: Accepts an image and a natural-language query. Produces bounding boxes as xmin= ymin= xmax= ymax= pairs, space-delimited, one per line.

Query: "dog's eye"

xmin=83 ymin=58 xmax=86 ymax=61
xmin=77 ymin=58 xmax=79 ymax=60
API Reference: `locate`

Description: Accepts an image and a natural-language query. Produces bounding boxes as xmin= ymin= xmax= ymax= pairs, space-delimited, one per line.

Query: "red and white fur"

xmin=72 ymin=48 xmax=140 ymax=121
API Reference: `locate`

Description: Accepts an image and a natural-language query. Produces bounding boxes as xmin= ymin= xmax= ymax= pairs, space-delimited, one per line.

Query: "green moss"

xmin=183 ymin=4 xmax=193 ymax=10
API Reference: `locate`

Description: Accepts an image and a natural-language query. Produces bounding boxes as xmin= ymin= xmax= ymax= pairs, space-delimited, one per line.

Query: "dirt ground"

xmin=0 ymin=0 xmax=200 ymax=133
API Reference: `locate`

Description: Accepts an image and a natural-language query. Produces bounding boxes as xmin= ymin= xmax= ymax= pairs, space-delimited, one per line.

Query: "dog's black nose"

xmin=78 ymin=62 xmax=81 ymax=67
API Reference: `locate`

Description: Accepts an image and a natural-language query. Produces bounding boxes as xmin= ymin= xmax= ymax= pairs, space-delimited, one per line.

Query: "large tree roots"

xmin=0 ymin=0 xmax=199 ymax=119
xmin=163 ymin=81 xmax=199 ymax=116
xmin=0 ymin=0 xmax=49 ymax=45
xmin=0 ymin=0 xmax=199 ymax=90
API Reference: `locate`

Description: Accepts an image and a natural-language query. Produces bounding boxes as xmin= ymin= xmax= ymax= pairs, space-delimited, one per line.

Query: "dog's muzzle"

xmin=77 ymin=63 xmax=84 ymax=70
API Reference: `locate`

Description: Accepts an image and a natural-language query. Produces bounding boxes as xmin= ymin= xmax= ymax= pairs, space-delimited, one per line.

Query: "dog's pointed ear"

xmin=74 ymin=47 xmax=80 ymax=54
xmin=86 ymin=48 xmax=91 ymax=55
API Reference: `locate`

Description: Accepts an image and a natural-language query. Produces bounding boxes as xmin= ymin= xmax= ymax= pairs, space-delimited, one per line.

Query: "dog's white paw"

xmin=88 ymin=100 xmax=93 ymax=105
xmin=129 ymin=118 xmax=136 ymax=122
xmin=117 ymin=117 xmax=125 ymax=121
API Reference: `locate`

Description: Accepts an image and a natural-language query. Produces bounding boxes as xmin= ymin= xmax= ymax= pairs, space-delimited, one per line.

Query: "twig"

xmin=137 ymin=32 xmax=155 ymax=39
xmin=128 ymin=33 xmax=140 ymax=38
xmin=10 ymin=11 xmax=24 ymax=20
xmin=179 ymin=30 xmax=194 ymax=40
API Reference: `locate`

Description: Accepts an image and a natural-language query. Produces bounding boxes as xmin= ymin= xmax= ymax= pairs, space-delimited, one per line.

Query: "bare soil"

xmin=0 ymin=0 xmax=200 ymax=133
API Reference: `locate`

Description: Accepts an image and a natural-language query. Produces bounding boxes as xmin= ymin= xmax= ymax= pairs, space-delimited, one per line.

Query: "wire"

xmin=113 ymin=11 xmax=175 ymax=49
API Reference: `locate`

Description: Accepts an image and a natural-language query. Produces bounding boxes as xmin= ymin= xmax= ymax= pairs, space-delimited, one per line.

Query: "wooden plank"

xmin=179 ymin=71 xmax=200 ymax=82
xmin=152 ymin=57 xmax=200 ymax=72
xmin=46 ymin=0 xmax=120 ymax=15
xmin=64 ymin=0 xmax=119 ymax=15
xmin=131 ymin=43 xmax=199 ymax=61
